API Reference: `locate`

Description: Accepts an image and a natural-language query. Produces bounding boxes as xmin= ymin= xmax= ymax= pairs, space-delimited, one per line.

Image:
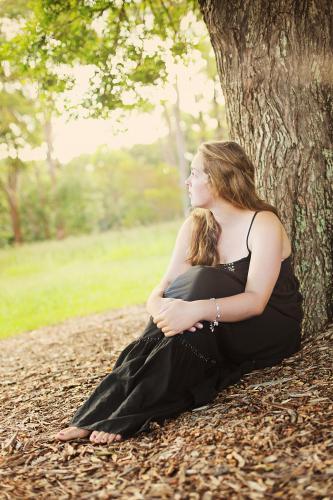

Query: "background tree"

xmin=0 ymin=63 xmax=43 ymax=244
xmin=0 ymin=0 xmax=69 ymax=243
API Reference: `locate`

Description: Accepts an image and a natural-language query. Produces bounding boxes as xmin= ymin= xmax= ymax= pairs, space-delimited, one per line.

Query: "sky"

xmin=22 ymin=54 xmax=223 ymax=164
xmin=2 ymin=14 xmax=224 ymax=164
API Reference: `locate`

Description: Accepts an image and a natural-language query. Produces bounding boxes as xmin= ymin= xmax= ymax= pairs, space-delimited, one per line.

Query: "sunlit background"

xmin=20 ymin=57 xmax=225 ymax=164
xmin=0 ymin=7 xmax=228 ymax=338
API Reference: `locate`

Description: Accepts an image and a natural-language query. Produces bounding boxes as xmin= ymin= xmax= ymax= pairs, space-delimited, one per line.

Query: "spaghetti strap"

xmin=246 ymin=211 xmax=260 ymax=254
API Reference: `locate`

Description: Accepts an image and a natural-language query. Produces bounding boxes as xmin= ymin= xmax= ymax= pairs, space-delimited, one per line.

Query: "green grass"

xmin=0 ymin=218 xmax=184 ymax=340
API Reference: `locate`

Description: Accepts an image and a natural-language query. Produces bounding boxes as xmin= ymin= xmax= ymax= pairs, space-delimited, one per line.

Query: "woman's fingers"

xmin=189 ymin=323 xmax=203 ymax=332
xmin=183 ymin=323 xmax=203 ymax=333
xmin=157 ymin=320 xmax=204 ymax=335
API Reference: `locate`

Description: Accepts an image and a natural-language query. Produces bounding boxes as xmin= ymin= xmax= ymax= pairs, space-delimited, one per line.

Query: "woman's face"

xmin=185 ymin=152 xmax=215 ymax=208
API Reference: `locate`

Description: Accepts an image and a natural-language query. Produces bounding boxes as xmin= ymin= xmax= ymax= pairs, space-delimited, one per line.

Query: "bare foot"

xmin=89 ymin=430 xmax=123 ymax=444
xmin=55 ymin=426 xmax=91 ymax=441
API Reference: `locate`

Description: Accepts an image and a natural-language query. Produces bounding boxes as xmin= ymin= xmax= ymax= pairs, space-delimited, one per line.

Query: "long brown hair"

xmin=186 ymin=140 xmax=281 ymax=266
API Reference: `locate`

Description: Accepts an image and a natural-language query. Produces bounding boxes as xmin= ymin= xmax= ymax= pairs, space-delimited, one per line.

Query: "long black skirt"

xmin=66 ymin=266 xmax=301 ymax=439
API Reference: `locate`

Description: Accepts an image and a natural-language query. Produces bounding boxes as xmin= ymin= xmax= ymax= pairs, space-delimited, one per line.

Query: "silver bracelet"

xmin=209 ymin=298 xmax=221 ymax=332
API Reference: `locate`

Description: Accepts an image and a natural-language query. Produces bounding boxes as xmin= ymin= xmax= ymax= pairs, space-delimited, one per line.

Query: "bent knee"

xmin=186 ymin=266 xmax=243 ymax=301
xmin=164 ymin=266 xmax=243 ymax=301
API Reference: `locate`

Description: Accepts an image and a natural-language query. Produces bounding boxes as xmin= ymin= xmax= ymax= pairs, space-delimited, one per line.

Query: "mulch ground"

xmin=0 ymin=306 xmax=332 ymax=499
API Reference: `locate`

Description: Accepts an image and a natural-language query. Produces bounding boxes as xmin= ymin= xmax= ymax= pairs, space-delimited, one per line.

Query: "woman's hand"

xmin=152 ymin=298 xmax=203 ymax=337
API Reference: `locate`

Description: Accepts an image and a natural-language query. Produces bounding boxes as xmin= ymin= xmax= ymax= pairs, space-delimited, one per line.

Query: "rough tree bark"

xmin=198 ymin=0 xmax=333 ymax=338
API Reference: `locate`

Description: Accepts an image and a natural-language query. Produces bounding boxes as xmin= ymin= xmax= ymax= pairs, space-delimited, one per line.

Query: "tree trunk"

xmin=44 ymin=116 xmax=57 ymax=184
xmin=173 ymin=73 xmax=191 ymax=218
xmin=194 ymin=93 xmax=209 ymax=143
xmin=198 ymin=0 xmax=333 ymax=338
xmin=161 ymin=103 xmax=178 ymax=167
xmin=44 ymin=113 xmax=66 ymax=240
xmin=0 ymin=160 xmax=23 ymax=245
xmin=34 ymin=164 xmax=51 ymax=239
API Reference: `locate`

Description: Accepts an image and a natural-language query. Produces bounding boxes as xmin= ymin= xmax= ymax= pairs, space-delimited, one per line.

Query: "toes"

xmin=90 ymin=431 xmax=99 ymax=442
xmin=94 ymin=431 xmax=107 ymax=443
xmin=107 ymin=434 xmax=116 ymax=444
xmin=55 ymin=426 xmax=80 ymax=440
xmin=94 ymin=432 xmax=104 ymax=443
xmin=110 ymin=434 xmax=122 ymax=442
xmin=89 ymin=431 xmax=123 ymax=444
xmin=56 ymin=429 xmax=67 ymax=438
xmin=56 ymin=426 xmax=91 ymax=440
xmin=106 ymin=433 xmax=122 ymax=444
xmin=100 ymin=432 xmax=109 ymax=443
xmin=58 ymin=426 xmax=74 ymax=436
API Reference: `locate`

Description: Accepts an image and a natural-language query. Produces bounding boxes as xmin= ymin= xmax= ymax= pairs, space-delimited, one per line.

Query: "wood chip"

xmin=0 ymin=307 xmax=332 ymax=498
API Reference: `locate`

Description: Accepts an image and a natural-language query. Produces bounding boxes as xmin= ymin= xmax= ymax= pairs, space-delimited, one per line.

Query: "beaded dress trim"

xmin=218 ymin=261 xmax=236 ymax=272
xmin=131 ymin=332 xmax=217 ymax=365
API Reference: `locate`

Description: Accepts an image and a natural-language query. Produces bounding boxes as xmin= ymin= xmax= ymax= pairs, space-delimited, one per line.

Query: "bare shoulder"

xmin=181 ymin=214 xmax=193 ymax=230
xmin=248 ymin=210 xmax=281 ymax=246
xmin=175 ymin=215 xmax=193 ymax=244
xmin=184 ymin=214 xmax=193 ymax=230
xmin=255 ymin=210 xmax=281 ymax=225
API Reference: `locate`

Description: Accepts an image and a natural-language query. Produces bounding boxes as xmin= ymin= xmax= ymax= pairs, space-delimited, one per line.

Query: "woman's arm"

xmin=194 ymin=292 xmax=262 ymax=323
xmin=146 ymin=281 xmax=171 ymax=317
xmin=194 ymin=211 xmax=284 ymax=324
xmin=146 ymin=217 xmax=192 ymax=317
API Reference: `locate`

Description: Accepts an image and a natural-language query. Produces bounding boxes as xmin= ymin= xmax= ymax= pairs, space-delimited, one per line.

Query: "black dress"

xmin=66 ymin=211 xmax=304 ymax=439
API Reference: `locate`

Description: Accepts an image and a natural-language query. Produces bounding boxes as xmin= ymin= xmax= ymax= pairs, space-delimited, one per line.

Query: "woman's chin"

xmin=190 ymin=200 xmax=210 ymax=210
xmin=189 ymin=197 xmax=199 ymax=205
xmin=189 ymin=197 xmax=205 ymax=208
